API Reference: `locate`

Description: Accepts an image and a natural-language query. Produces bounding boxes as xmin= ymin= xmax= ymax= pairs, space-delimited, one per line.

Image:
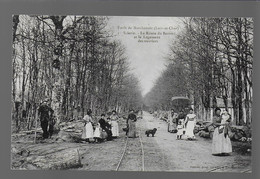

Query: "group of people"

xmin=167 ymin=107 xmax=232 ymax=156
xmin=81 ymin=109 xmax=119 ymax=143
xmin=38 ymin=98 xmax=232 ymax=156
xmin=81 ymin=109 xmax=138 ymax=143
xmin=38 ymin=97 xmax=139 ymax=143
xmin=168 ymin=108 xmax=197 ymax=140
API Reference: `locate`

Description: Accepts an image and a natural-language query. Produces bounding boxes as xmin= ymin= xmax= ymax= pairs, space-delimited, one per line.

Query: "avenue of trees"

xmin=12 ymin=15 xmax=142 ymax=132
xmin=12 ymin=16 xmax=254 ymax=131
xmin=144 ymin=17 xmax=253 ymax=125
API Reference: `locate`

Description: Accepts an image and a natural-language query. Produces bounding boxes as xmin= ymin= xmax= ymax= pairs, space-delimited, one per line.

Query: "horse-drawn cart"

xmin=167 ymin=96 xmax=191 ymax=133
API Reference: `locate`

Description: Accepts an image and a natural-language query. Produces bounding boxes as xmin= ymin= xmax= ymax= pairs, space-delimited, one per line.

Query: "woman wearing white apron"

xmin=81 ymin=109 xmax=94 ymax=143
xmin=110 ymin=110 xmax=119 ymax=138
xmin=212 ymin=108 xmax=232 ymax=155
xmin=184 ymin=108 xmax=196 ymax=140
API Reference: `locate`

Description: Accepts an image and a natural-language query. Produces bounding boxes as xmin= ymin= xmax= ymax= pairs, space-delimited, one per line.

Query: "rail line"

xmin=116 ymin=130 xmax=145 ymax=171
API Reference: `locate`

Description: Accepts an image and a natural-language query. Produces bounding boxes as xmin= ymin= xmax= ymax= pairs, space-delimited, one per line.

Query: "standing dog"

xmin=145 ymin=128 xmax=157 ymax=137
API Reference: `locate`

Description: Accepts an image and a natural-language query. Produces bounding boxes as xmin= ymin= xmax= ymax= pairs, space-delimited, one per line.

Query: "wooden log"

xmin=25 ymin=148 xmax=82 ymax=170
xmin=234 ymin=132 xmax=244 ymax=141
xmin=207 ymin=125 xmax=215 ymax=133
xmin=193 ymin=128 xmax=199 ymax=134
xmin=56 ymin=131 xmax=74 ymax=142
xmin=59 ymin=121 xmax=83 ymax=131
xmin=203 ymin=132 xmax=210 ymax=138
xmin=198 ymin=131 xmax=203 ymax=136
xmin=209 ymin=131 xmax=214 ymax=139
xmin=198 ymin=131 xmax=211 ymax=138
xmin=228 ymin=131 xmax=235 ymax=140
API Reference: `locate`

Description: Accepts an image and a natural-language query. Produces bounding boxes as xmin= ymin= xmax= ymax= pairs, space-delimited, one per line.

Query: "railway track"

xmin=116 ymin=130 xmax=145 ymax=171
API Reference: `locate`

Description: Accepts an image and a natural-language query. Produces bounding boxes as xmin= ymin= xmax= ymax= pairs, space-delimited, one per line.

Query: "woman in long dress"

xmin=127 ymin=109 xmax=137 ymax=138
xmin=99 ymin=114 xmax=113 ymax=141
xmin=81 ymin=109 xmax=94 ymax=143
xmin=168 ymin=109 xmax=178 ymax=133
xmin=184 ymin=108 xmax=196 ymax=140
xmin=212 ymin=108 xmax=232 ymax=156
xmin=110 ymin=110 xmax=119 ymax=138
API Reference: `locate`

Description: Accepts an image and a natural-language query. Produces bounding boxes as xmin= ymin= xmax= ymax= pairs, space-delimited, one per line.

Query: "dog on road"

xmin=145 ymin=128 xmax=157 ymax=137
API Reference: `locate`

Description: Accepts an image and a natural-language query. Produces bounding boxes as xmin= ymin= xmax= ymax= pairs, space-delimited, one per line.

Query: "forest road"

xmin=138 ymin=111 xmax=252 ymax=172
xmin=11 ymin=112 xmax=251 ymax=171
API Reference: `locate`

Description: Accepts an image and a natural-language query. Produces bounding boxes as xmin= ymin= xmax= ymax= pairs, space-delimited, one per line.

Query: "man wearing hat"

xmin=38 ymin=98 xmax=54 ymax=139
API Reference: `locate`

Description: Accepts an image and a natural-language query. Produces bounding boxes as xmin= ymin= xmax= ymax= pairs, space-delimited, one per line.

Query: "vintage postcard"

xmin=11 ymin=15 xmax=252 ymax=172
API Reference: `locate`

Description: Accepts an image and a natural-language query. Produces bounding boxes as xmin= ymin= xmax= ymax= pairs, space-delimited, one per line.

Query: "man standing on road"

xmin=38 ymin=99 xmax=54 ymax=139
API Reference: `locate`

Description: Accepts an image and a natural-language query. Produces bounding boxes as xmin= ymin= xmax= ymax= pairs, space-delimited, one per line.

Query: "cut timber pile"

xmin=228 ymin=125 xmax=252 ymax=142
xmin=59 ymin=120 xmax=83 ymax=133
xmin=55 ymin=120 xmax=84 ymax=142
xmin=195 ymin=121 xmax=214 ymax=139
xmin=197 ymin=130 xmax=211 ymax=139
xmin=195 ymin=121 xmax=252 ymax=142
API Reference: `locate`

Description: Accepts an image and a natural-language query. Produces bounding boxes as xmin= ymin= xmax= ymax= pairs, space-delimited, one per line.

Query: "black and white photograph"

xmin=11 ymin=15 xmax=253 ymax=172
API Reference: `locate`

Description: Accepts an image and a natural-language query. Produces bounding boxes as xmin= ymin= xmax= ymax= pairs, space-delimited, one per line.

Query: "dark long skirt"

xmin=127 ymin=120 xmax=136 ymax=138
xmin=41 ymin=120 xmax=49 ymax=139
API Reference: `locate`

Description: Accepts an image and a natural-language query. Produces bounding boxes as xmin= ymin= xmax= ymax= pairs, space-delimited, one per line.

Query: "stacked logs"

xmin=195 ymin=121 xmax=252 ymax=142
xmin=195 ymin=121 xmax=214 ymax=139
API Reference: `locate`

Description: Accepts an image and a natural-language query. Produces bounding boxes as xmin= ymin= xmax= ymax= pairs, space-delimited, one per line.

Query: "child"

xmin=93 ymin=122 xmax=101 ymax=143
xmin=177 ymin=119 xmax=185 ymax=140
xmin=220 ymin=110 xmax=232 ymax=138
xmin=107 ymin=117 xmax=111 ymax=125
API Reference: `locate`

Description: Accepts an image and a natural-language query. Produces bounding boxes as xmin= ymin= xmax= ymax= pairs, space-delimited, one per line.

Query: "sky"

xmin=106 ymin=16 xmax=183 ymax=96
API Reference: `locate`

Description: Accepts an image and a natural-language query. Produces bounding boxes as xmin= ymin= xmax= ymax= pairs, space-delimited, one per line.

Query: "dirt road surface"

xmin=139 ymin=111 xmax=252 ymax=172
